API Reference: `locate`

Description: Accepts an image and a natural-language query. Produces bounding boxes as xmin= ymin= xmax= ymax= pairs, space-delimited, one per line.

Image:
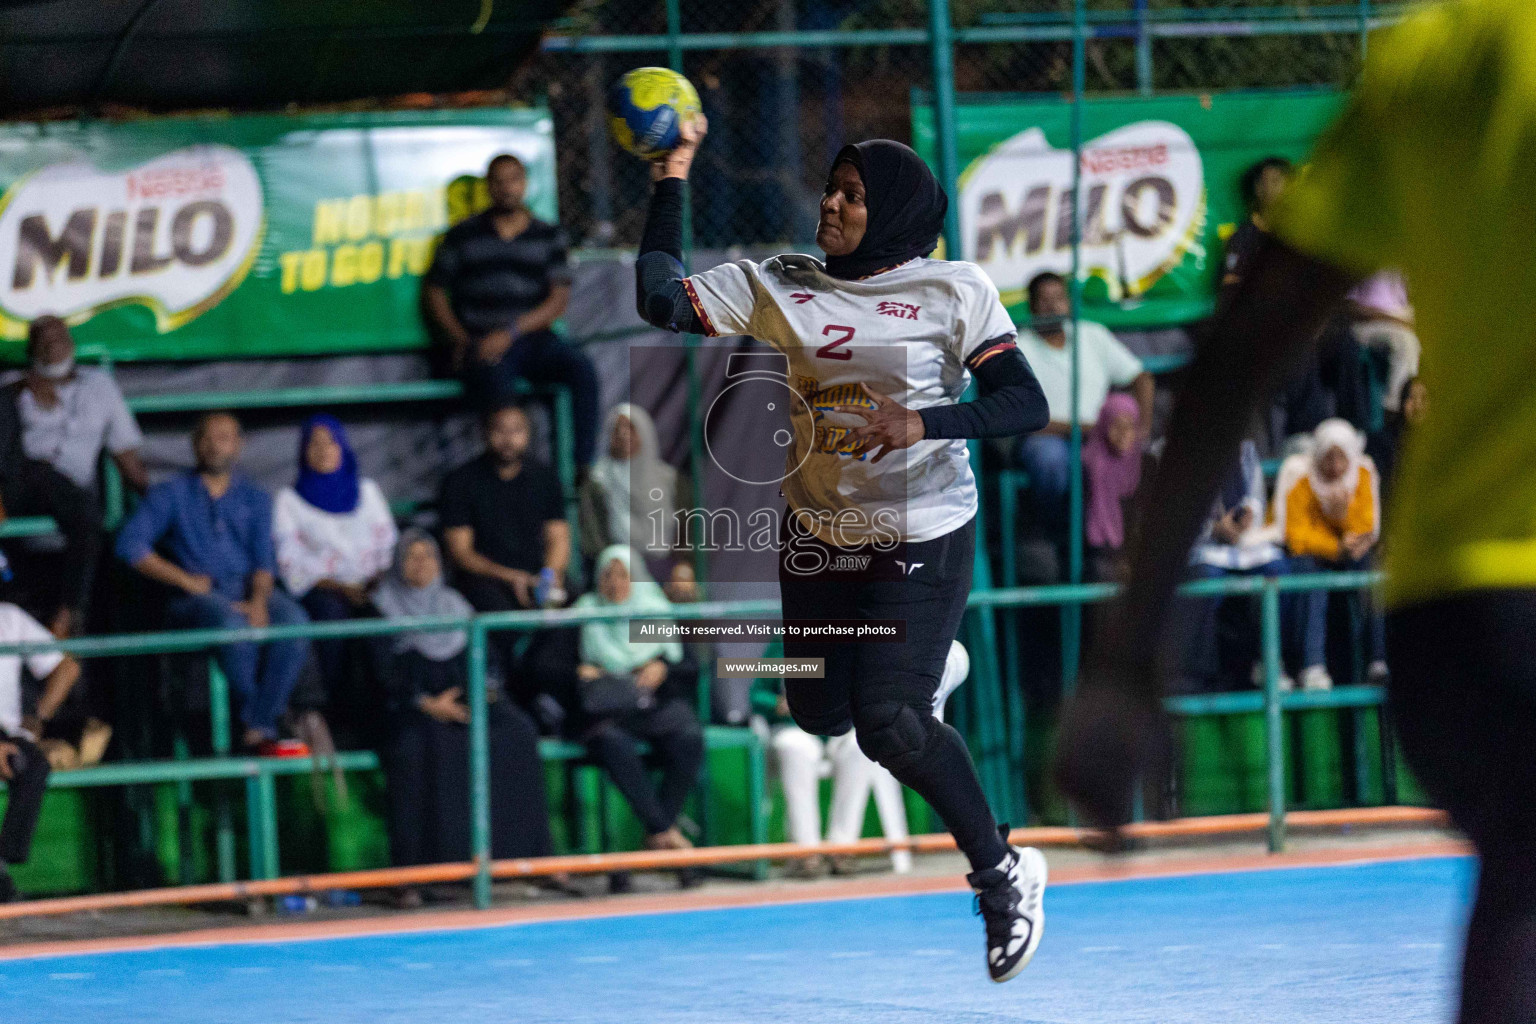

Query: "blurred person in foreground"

xmin=1054 ymin=4 xmax=1536 ymax=1019
xmin=0 ymin=596 xmax=80 ymax=901
xmin=422 ymin=153 xmax=599 ymax=471
xmin=116 ymin=413 xmax=310 ymax=754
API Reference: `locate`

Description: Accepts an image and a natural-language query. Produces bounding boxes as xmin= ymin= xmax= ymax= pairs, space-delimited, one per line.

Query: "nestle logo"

xmin=876 ymin=301 xmax=919 ymax=320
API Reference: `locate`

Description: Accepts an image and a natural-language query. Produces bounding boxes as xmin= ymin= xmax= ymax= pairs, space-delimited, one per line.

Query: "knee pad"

xmin=854 ymin=702 xmax=940 ymax=772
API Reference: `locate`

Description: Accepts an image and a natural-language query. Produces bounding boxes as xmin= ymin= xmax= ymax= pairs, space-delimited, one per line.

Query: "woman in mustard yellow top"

xmin=1272 ymin=419 xmax=1386 ymax=691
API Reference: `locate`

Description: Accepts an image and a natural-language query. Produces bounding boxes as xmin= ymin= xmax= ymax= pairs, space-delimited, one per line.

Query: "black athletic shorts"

xmin=1386 ymin=588 xmax=1536 ymax=852
xmin=777 ymin=513 xmax=974 ymax=736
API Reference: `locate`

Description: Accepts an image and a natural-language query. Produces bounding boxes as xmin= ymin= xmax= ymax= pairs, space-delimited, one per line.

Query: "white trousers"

xmin=1352 ymin=318 xmax=1420 ymax=412
xmin=771 ymin=725 xmax=912 ymax=873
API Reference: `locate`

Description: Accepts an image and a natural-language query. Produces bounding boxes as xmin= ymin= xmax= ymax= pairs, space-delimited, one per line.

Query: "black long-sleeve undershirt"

xmin=635 ymin=178 xmax=702 ymax=333
xmin=634 ymin=179 xmax=1049 ymax=440
xmin=919 ymin=342 xmax=1049 ymax=439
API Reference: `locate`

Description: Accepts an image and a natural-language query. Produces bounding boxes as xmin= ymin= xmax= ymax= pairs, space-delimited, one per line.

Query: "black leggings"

xmin=583 ymin=697 xmax=704 ymax=836
xmin=1387 ymin=590 xmax=1536 ymax=1024
xmin=779 ymin=515 xmax=1007 ymax=872
xmin=5 ymin=459 xmax=101 ymax=617
xmin=0 ymin=731 xmax=49 ymax=865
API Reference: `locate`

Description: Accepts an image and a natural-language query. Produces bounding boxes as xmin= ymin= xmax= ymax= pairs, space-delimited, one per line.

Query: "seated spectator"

xmin=767 ymin=640 xmax=965 ymax=875
xmin=441 ymin=403 xmax=570 ymax=685
xmin=1372 ymin=376 xmax=1426 ymax=502
xmin=1272 ymin=418 xmax=1387 ymax=691
xmin=421 ymin=153 xmax=598 ymax=470
xmin=9 ymin=316 xmax=149 ymax=495
xmin=1013 ymin=272 xmax=1152 ymax=553
xmin=764 ymin=644 xmax=927 ymax=878
xmin=1182 ymin=439 xmax=1288 ymax=691
xmin=0 ymin=599 xmax=81 ymax=902
xmin=371 ymin=529 xmax=550 ymax=893
xmin=571 ymin=546 xmax=703 ymax=852
xmin=0 ymin=317 xmax=135 ymax=636
xmin=772 ymin=722 xmax=912 ymax=876
xmin=274 ymin=415 xmax=397 ymax=738
xmin=664 ymin=560 xmax=699 ymax=605
xmin=581 ymin=403 xmax=687 ymax=580
xmin=115 ymin=412 xmax=311 ymax=753
xmin=1081 ymin=393 xmax=1147 ymax=582
xmin=1347 ymin=272 xmax=1419 ymax=420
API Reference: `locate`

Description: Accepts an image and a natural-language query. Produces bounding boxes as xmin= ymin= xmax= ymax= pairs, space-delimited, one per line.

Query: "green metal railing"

xmin=0 ymin=571 xmax=1382 ymax=906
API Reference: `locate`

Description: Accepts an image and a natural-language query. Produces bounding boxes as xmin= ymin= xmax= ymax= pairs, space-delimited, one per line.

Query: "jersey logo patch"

xmin=791 ymin=292 xmax=816 ymax=304
xmin=876 ymin=301 xmax=920 ymax=320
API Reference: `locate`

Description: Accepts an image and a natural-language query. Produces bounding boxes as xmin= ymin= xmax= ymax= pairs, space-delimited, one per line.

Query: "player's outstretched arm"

xmin=1053 ymin=235 xmax=1357 ymax=830
xmin=635 ymin=117 xmax=708 ymax=333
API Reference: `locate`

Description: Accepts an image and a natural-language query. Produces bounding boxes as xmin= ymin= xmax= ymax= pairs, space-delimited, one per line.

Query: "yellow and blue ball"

xmin=607 ymin=67 xmax=701 ymax=159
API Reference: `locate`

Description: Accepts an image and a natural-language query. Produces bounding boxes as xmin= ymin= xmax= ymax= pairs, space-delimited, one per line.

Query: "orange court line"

xmin=0 ymin=836 xmax=1471 ymax=963
xmin=0 ymin=805 xmax=1451 ymax=927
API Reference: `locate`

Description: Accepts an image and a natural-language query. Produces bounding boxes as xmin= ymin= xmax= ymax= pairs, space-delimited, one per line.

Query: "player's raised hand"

xmin=833 ymin=384 xmax=926 ymax=463
xmin=652 ymin=114 xmax=709 ymax=182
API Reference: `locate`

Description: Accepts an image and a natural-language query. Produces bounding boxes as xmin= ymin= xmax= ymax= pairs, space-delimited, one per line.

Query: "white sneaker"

xmin=1252 ymin=662 xmax=1295 ymax=692
xmin=933 ymin=641 xmax=969 ymax=723
xmin=967 ymin=829 xmax=1047 ymax=984
xmin=1300 ymin=665 xmax=1333 ymax=691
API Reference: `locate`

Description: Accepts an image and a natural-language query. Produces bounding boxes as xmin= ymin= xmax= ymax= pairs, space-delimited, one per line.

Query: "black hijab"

xmin=822 ymin=140 xmax=948 ymax=281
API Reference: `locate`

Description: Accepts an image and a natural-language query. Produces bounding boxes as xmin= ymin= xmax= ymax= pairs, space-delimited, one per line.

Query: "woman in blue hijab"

xmin=294 ymin=413 xmax=361 ymax=514
xmin=274 ymin=414 xmax=398 ymax=740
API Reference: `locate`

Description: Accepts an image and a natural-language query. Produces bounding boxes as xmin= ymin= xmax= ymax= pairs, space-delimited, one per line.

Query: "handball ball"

xmin=608 ymin=67 xmax=701 ymax=159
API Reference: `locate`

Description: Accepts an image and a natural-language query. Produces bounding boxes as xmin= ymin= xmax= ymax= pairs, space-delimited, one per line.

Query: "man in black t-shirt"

xmin=423 ymin=154 xmax=599 ymax=470
xmin=1220 ymin=156 xmax=1291 ymax=302
xmin=441 ymin=405 xmax=571 ymax=684
xmin=1221 ymin=156 xmax=1335 ymax=446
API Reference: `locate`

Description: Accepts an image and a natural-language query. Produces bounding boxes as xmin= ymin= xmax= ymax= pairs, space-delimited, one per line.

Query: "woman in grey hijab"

xmin=373 ymin=529 xmax=552 ymax=883
xmin=372 ymin=528 xmax=476 ymax=665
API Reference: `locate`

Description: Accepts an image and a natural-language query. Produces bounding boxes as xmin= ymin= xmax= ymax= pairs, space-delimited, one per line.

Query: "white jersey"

xmin=685 ymin=254 xmax=1017 ymax=545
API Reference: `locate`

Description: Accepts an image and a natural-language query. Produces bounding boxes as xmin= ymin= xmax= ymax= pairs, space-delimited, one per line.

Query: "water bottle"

xmin=535 ymin=567 xmax=566 ymax=608
xmin=278 ymin=894 xmax=317 ymax=915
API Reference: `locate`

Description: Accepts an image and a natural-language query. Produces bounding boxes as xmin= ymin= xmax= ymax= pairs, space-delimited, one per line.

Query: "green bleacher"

xmin=0 ymin=345 xmax=1402 ymax=901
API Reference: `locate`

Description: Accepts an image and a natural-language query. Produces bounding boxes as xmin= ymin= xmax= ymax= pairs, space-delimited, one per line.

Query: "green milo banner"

xmin=0 ymin=108 xmax=556 ymax=359
xmin=914 ymin=90 xmax=1345 ymax=327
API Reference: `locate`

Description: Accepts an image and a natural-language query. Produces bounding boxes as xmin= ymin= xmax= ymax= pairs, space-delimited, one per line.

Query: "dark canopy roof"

xmin=0 ymin=0 xmax=571 ymax=115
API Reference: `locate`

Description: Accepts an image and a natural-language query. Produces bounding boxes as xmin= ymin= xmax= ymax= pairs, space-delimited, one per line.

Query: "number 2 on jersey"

xmin=816 ymin=324 xmax=855 ymax=361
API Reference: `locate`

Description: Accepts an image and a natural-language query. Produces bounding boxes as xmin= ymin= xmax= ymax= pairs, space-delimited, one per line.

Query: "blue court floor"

xmin=0 ymin=856 xmax=1471 ymax=1024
